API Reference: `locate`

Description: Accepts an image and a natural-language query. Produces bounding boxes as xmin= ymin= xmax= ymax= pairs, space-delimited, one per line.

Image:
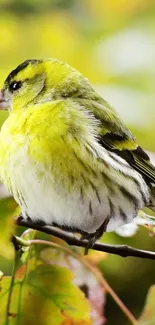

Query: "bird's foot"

xmin=81 ymin=232 xmax=101 ymax=255
xmin=81 ymin=217 xmax=110 ymax=255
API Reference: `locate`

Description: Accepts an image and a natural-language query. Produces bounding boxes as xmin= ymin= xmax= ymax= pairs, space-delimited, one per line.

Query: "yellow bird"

xmin=0 ymin=58 xmax=154 ymax=251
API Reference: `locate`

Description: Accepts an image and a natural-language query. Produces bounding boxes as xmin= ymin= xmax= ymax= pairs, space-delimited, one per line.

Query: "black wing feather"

xmin=99 ymin=135 xmax=155 ymax=184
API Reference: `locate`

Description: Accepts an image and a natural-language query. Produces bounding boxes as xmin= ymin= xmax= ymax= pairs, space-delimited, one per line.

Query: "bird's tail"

xmin=148 ymin=184 xmax=155 ymax=212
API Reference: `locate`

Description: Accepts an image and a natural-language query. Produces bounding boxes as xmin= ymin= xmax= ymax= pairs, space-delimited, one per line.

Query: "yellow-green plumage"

xmin=0 ymin=58 xmax=154 ymax=248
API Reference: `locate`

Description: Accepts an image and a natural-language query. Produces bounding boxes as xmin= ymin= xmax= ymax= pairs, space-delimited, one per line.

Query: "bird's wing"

xmin=100 ymin=135 xmax=155 ymax=184
xmin=97 ymin=98 xmax=155 ymax=184
xmin=77 ymin=97 xmax=155 ymax=184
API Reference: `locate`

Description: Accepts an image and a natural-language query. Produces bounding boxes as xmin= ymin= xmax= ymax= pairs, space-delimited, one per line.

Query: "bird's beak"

xmin=0 ymin=90 xmax=10 ymax=110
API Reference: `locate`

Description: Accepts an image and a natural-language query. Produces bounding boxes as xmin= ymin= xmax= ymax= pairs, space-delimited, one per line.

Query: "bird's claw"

xmin=80 ymin=232 xmax=99 ymax=255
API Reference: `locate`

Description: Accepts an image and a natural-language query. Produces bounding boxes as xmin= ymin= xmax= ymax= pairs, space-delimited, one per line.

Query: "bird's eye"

xmin=9 ymin=81 xmax=22 ymax=92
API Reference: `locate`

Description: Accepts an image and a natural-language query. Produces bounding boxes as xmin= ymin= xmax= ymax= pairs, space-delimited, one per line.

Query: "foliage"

xmin=0 ymin=232 xmax=106 ymax=325
xmin=0 ymin=263 xmax=92 ymax=325
xmin=0 ymin=219 xmax=155 ymax=325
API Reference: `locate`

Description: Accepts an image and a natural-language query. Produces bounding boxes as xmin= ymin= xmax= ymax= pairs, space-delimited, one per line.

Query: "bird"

xmin=0 ymin=58 xmax=154 ymax=254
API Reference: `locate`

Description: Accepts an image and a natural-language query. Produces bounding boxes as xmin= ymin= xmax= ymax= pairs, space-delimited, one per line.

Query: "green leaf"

xmin=41 ymin=247 xmax=106 ymax=325
xmin=0 ymin=197 xmax=18 ymax=259
xmin=139 ymin=285 xmax=155 ymax=324
xmin=0 ymin=264 xmax=91 ymax=325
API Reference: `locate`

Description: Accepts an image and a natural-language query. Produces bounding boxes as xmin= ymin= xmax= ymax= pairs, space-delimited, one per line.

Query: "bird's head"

xmin=0 ymin=58 xmax=91 ymax=111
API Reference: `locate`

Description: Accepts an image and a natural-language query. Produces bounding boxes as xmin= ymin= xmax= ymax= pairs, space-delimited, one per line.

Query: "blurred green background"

xmin=0 ymin=1 xmax=155 ymax=324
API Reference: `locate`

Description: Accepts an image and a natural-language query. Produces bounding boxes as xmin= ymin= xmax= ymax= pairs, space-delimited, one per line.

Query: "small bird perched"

xmin=0 ymin=58 xmax=155 ymax=252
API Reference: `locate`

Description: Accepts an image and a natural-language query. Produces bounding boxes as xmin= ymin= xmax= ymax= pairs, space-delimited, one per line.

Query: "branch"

xmin=16 ymin=217 xmax=155 ymax=260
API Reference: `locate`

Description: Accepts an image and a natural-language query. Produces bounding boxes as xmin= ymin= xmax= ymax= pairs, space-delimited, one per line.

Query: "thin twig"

xmin=80 ymin=257 xmax=138 ymax=325
xmin=16 ymin=217 xmax=155 ymax=260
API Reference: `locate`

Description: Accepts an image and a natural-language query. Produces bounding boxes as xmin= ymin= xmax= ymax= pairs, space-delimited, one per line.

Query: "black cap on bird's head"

xmin=0 ymin=59 xmax=45 ymax=110
xmin=5 ymin=59 xmax=42 ymax=86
